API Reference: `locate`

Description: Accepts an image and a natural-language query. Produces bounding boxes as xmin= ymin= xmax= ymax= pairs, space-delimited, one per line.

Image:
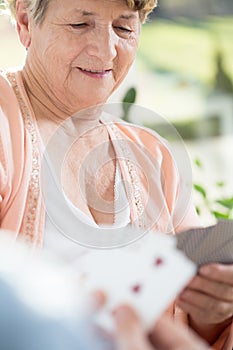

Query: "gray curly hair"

xmin=4 ymin=0 xmax=157 ymax=24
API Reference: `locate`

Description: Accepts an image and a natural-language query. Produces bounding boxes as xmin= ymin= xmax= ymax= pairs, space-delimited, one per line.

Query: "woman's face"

xmin=26 ymin=0 xmax=140 ymax=112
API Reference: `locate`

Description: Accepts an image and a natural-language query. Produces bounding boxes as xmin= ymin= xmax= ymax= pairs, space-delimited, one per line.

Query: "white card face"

xmin=177 ymin=220 xmax=233 ymax=266
xmin=76 ymin=233 xmax=196 ymax=332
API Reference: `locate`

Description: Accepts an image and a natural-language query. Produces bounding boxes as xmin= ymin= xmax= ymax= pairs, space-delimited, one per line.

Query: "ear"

xmin=15 ymin=0 xmax=31 ymax=48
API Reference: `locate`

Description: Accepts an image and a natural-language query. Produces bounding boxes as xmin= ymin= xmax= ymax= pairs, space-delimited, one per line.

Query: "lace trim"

xmin=106 ymin=123 xmax=146 ymax=230
xmin=6 ymin=72 xmax=42 ymax=246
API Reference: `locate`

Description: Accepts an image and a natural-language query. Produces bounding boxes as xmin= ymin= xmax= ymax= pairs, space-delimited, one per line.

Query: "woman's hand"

xmin=177 ymin=263 xmax=233 ymax=343
xmin=113 ymin=305 xmax=210 ymax=350
xmin=90 ymin=291 xmax=211 ymax=349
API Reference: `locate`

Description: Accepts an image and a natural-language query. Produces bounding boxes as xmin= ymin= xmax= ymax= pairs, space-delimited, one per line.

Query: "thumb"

xmin=113 ymin=305 xmax=153 ymax=350
xmin=88 ymin=290 xmax=107 ymax=312
xmin=150 ymin=314 xmax=209 ymax=350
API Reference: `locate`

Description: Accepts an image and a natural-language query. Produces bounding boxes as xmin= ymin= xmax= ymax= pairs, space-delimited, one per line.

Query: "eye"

xmin=115 ymin=26 xmax=132 ymax=33
xmin=69 ymin=23 xmax=88 ymax=29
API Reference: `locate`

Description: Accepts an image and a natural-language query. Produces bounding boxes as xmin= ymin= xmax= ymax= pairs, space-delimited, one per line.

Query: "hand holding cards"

xmin=76 ymin=233 xmax=196 ymax=332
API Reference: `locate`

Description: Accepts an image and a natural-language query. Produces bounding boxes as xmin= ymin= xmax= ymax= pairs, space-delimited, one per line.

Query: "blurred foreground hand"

xmin=112 ymin=305 xmax=211 ymax=350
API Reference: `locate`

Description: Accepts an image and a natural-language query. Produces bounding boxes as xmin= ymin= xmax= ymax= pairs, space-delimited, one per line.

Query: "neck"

xmin=22 ymin=63 xmax=73 ymax=124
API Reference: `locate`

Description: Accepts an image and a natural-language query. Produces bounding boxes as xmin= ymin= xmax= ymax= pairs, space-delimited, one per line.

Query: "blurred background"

xmin=0 ymin=0 xmax=233 ymax=225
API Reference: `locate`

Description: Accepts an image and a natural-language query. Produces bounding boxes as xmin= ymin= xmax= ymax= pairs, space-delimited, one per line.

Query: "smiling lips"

xmin=78 ymin=67 xmax=112 ymax=78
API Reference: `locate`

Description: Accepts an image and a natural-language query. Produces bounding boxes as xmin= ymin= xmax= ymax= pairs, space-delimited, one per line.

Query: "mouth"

xmin=77 ymin=67 xmax=112 ymax=78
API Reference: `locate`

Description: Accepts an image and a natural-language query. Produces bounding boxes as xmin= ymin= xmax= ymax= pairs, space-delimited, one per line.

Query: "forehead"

xmin=49 ymin=0 xmax=138 ymax=18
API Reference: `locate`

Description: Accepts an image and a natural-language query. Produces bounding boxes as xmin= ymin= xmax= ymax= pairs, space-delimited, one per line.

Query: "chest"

xmin=60 ymin=126 xmax=117 ymax=225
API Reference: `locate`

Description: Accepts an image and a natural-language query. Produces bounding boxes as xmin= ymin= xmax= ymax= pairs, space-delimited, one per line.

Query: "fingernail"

xmin=177 ymin=293 xmax=183 ymax=299
xmin=88 ymin=293 xmax=103 ymax=310
xmin=113 ymin=306 xmax=129 ymax=322
xmin=178 ymin=292 xmax=186 ymax=300
xmin=200 ymin=265 xmax=211 ymax=274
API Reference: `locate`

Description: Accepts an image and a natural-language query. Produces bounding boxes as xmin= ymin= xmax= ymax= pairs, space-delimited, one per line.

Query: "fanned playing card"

xmin=177 ymin=220 xmax=233 ymax=266
xmin=76 ymin=233 xmax=196 ymax=332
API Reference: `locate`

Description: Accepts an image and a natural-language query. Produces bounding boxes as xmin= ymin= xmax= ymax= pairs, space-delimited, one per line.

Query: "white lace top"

xmin=43 ymin=153 xmax=131 ymax=262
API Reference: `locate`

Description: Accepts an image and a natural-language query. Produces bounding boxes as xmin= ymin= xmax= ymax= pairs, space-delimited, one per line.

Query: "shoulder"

xmin=0 ymin=70 xmax=11 ymax=91
xmin=108 ymin=118 xmax=191 ymax=182
xmin=0 ymin=70 xmax=23 ymax=127
xmin=0 ymin=70 xmax=17 ymax=120
xmin=0 ymin=71 xmax=11 ymax=130
xmin=0 ymin=70 xmax=16 ymax=108
xmin=103 ymin=112 xmax=167 ymax=145
xmin=0 ymin=72 xmax=12 ymax=158
xmin=0 ymin=71 xmax=23 ymax=195
xmin=108 ymin=116 xmax=174 ymax=160
xmin=0 ymin=70 xmax=23 ymax=161
xmin=0 ymin=71 xmax=13 ymax=134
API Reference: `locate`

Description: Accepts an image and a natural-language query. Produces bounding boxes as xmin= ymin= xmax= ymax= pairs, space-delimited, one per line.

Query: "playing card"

xmin=76 ymin=233 xmax=196 ymax=332
xmin=176 ymin=220 xmax=233 ymax=266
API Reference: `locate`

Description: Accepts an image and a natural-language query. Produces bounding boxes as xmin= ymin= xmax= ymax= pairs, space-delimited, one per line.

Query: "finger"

xmin=150 ymin=315 xmax=209 ymax=350
xmin=89 ymin=290 xmax=107 ymax=311
xmin=179 ymin=288 xmax=232 ymax=317
xmin=113 ymin=305 xmax=153 ymax=350
xmin=177 ymin=293 xmax=233 ymax=324
xmin=183 ymin=275 xmax=233 ymax=302
xmin=178 ymin=289 xmax=211 ymax=310
xmin=177 ymin=299 xmax=211 ymax=323
xmin=200 ymin=264 xmax=233 ymax=285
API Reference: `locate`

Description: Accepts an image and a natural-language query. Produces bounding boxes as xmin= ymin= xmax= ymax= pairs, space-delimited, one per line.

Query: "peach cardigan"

xmin=0 ymin=70 xmax=232 ymax=349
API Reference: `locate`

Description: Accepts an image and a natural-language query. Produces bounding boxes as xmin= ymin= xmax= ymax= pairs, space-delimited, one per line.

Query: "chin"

xmin=75 ymin=96 xmax=109 ymax=110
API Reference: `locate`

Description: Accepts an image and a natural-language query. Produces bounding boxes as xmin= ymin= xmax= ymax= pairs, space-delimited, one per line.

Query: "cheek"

xmin=39 ymin=30 xmax=80 ymax=70
xmin=44 ymin=44 xmax=71 ymax=67
xmin=117 ymin=39 xmax=138 ymax=74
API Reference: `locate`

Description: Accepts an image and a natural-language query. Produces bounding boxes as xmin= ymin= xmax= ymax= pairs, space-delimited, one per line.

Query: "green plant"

xmin=0 ymin=0 xmax=6 ymax=10
xmin=213 ymin=49 xmax=233 ymax=94
xmin=121 ymin=87 xmax=137 ymax=122
xmin=194 ymin=158 xmax=233 ymax=220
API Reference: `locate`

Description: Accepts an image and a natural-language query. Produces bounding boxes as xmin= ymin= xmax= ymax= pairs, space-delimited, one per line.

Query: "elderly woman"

xmin=0 ymin=0 xmax=232 ymax=349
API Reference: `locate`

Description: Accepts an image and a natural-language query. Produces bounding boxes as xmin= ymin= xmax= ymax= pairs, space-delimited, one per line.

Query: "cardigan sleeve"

xmin=0 ymin=72 xmax=28 ymax=233
xmin=0 ymin=90 xmax=13 ymax=221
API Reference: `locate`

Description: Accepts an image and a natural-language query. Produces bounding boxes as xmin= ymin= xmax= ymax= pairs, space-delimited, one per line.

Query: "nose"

xmin=86 ymin=25 xmax=117 ymax=62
